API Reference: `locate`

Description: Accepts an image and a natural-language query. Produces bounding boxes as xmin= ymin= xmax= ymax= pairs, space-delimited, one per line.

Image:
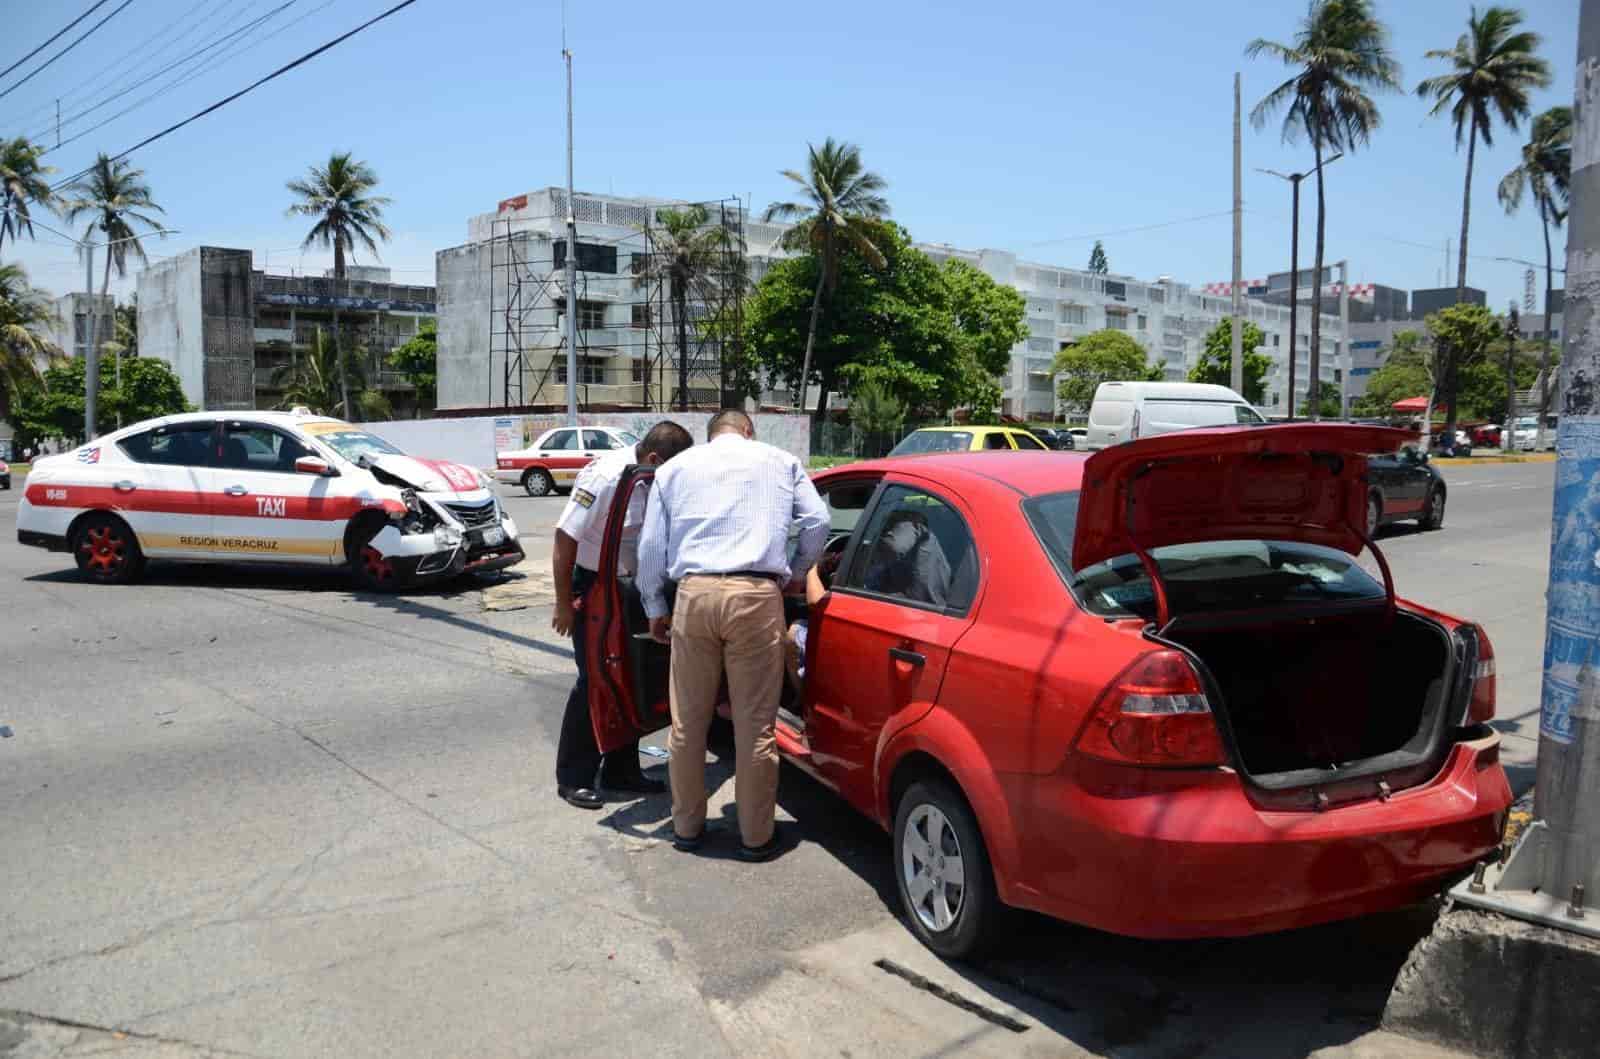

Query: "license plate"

xmin=481 ymin=526 xmax=506 ymax=547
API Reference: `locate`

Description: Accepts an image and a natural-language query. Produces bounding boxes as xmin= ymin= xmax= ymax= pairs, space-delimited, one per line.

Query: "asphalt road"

xmin=0 ymin=460 xmax=1553 ymax=1058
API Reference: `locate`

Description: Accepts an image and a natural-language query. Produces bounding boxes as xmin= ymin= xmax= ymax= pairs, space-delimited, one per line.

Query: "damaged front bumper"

xmin=365 ymin=494 xmax=523 ymax=587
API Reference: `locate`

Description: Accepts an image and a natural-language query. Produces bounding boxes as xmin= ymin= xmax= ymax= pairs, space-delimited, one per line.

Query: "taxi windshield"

xmin=311 ymin=428 xmax=405 ymax=463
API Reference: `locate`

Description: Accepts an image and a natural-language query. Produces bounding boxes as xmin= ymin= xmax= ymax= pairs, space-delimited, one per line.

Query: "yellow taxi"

xmin=888 ymin=425 xmax=1049 ymax=456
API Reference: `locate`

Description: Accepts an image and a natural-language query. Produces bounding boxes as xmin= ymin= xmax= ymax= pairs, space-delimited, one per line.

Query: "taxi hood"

xmin=365 ymin=454 xmax=485 ymax=495
xmin=1071 ymin=423 xmax=1414 ymax=571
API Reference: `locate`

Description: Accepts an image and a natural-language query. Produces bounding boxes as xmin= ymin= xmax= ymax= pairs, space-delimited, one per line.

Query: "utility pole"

xmin=1337 ymin=260 xmax=1350 ymax=420
xmin=1231 ymin=72 xmax=1244 ymax=397
xmin=1259 ymin=153 xmax=1340 ymax=421
xmin=1504 ymin=303 xmax=1518 ymax=454
xmin=561 ymin=41 xmax=579 ymax=427
xmin=83 ymin=241 xmax=98 ymax=440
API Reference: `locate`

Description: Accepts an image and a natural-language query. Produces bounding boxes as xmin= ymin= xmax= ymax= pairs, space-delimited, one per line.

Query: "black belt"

xmin=686 ymin=570 xmax=782 ymax=583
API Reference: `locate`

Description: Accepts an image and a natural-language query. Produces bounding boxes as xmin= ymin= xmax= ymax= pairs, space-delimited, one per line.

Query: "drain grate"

xmin=873 ymin=958 xmax=1030 ymax=1033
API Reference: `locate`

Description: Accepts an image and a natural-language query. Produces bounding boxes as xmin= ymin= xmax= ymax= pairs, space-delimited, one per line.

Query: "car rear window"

xmin=1022 ymin=490 xmax=1385 ymax=620
xmin=890 ymin=430 xmax=972 ymax=455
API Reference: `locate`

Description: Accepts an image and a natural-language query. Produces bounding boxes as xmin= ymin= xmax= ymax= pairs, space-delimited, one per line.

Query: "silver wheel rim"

xmin=1368 ymin=498 xmax=1381 ymax=535
xmin=525 ymin=472 xmax=550 ymax=497
xmin=1431 ymin=491 xmax=1444 ymax=524
xmin=902 ymin=804 xmax=966 ymax=933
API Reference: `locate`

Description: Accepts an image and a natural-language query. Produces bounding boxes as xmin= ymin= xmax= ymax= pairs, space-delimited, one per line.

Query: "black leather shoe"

xmin=738 ymin=827 xmax=782 ymax=863
xmin=602 ymin=773 xmax=667 ymax=796
xmin=672 ymin=829 xmax=705 ymax=853
xmin=557 ymin=785 xmax=603 ymax=810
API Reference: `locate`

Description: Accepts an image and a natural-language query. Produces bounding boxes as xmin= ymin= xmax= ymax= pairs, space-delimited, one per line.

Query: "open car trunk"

xmin=1161 ymin=604 xmax=1471 ymax=803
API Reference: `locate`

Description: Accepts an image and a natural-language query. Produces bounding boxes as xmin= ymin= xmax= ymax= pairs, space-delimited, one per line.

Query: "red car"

xmin=584 ymin=425 xmax=1510 ymax=958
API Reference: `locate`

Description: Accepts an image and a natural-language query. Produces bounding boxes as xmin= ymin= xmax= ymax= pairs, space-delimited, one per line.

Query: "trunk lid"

xmin=1072 ymin=423 xmax=1413 ymax=571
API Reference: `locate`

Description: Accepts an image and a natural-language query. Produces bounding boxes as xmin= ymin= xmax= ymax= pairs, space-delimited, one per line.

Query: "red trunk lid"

xmin=1071 ymin=423 xmax=1413 ymax=572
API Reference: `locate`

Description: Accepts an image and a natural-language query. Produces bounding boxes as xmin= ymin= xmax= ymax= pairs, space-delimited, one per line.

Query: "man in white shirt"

xmin=637 ymin=410 xmax=828 ymax=860
xmin=552 ymin=421 xmax=694 ymax=810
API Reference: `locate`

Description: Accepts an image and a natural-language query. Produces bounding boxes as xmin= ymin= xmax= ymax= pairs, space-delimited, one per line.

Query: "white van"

xmin=1084 ymin=382 xmax=1265 ymax=450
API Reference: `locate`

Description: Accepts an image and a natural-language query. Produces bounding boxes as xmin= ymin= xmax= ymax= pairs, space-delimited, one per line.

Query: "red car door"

xmin=587 ymin=465 xmax=672 ymax=753
xmin=804 ymin=478 xmax=983 ymax=814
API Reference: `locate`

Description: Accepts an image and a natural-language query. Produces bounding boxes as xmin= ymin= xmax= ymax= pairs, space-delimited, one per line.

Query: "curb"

xmin=1433 ymin=453 xmax=1556 ymax=466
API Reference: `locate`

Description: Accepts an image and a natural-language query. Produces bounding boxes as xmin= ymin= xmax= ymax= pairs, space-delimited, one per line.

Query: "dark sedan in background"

xmin=1367 ymin=446 xmax=1446 ymax=533
xmin=1030 ymin=427 xmax=1076 ymax=450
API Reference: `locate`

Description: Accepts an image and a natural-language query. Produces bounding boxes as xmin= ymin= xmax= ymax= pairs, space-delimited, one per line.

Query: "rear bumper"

xmin=1013 ymin=730 xmax=1511 ymax=938
xmin=492 ymin=468 xmax=524 ymax=485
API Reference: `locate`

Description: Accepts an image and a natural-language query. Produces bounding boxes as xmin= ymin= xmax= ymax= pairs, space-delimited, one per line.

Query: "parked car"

xmin=1512 ymin=415 xmax=1557 ymax=452
xmin=494 ymin=426 xmax=639 ymax=496
xmin=585 ymin=424 xmax=1509 ymax=958
xmin=888 ymin=425 xmax=1048 ymax=456
xmin=1029 ymin=427 xmax=1075 ymax=451
xmin=0 ymin=459 xmax=9 ymax=490
xmin=1430 ymin=430 xmax=1473 ymax=458
xmin=1469 ymin=424 xmax=1502 ymax=447
xmin=16 ymin=410 xmax=522 ymax=590
xmin=1367 ymin=446 xmax=1447 ymax=532
xmin=1068 ymin=427 xmax=1089 ymax=447
xmin=1084 ymin=381 xmax=1264 ymax=450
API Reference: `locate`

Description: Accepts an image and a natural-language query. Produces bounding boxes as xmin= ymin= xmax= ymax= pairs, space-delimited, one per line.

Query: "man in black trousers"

xmin=551 ymin=421 xmax=694 ymax=808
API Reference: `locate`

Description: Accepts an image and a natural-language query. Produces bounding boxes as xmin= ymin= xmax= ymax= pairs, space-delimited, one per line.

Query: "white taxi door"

xmin=111 ymin=420 xmax=219 ymax=558
xmin=538 ymin=428 xmax=591 ymax=490
xmin=204 ymin=421 xmax=344 ymax=563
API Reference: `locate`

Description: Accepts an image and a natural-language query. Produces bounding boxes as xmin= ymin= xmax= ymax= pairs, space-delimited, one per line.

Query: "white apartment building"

xmin=435 ymin=188 xmax=1343 ymax=417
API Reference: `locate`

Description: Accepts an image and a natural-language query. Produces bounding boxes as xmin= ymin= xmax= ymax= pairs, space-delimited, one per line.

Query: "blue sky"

xmin=2 ymin=0 xmax=1581 ymax=312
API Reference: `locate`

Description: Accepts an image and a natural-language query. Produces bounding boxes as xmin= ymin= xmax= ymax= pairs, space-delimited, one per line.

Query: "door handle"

xmin=113 ymin=480 xmax=137 ymax=493
xmin=889 ymin=647 xmax=926 ymax=667
xmin=224 ymin=485 xmax=247 ymax=496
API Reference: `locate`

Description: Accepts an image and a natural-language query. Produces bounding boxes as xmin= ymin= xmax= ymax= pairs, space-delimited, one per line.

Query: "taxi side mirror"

xmin=295 ymin=456 xmax=336 ymax=476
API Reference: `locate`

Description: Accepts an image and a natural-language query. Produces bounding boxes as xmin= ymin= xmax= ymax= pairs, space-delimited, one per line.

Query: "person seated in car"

xmin=785 ymin=549 xmax=840 ymax=691
xmin=864 ymin=508 xmax=951 ymax=608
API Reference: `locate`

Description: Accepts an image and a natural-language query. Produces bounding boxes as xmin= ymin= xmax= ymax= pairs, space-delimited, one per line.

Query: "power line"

xmin=50 ymin=0 xmax=420 ymax=192
xmin=0 ymin=0 xmax=138 ymax=104
xmin=0 ymin=0 xmax=115 ymax=85
xmin=43 ymin=1 xmax=296 ymax=152
xmin=1020 ymin=209 xmax=1236 ymax=247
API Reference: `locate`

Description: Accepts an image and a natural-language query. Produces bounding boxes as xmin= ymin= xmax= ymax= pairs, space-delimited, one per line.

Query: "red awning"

xmin=1391 ymin=396 xmax=1429 ymax=413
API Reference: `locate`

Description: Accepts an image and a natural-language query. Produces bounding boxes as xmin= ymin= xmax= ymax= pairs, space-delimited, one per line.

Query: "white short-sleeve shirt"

xmin=554 ymin=448 xmax=648 ymax=573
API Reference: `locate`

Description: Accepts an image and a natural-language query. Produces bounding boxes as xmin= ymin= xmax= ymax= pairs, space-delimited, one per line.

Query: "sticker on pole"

xmin=1542 ymin=423 xmax=1600 ymax=744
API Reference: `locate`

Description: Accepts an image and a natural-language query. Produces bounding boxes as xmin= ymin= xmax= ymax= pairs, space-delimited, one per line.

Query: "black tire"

xmin=72 ymin=512 xmax=145 ymax=584
xmin=523 ymin=469 xmax=554 ymax=497
xmin=348 ymin=521 xmax=401 ymax=592
xmin=1419 ymin=487 xmax=1445 ymax=531
xmin=893 ymin=778 xmax=1000 ymax=960
xmin=1366 ymin=493 xmax=1383 ymax=537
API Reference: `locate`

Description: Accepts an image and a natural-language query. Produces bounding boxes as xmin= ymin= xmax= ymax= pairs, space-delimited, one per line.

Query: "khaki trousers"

xmin=668 ymin=575 xmax=785 ymax=847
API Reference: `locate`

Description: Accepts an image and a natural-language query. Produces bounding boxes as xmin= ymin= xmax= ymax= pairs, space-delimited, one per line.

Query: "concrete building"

xmin=1410 ymin=285 xmax=1487 ymax=319
xmin=45 ymin=292 xmax=115 ymax=364
xmin=137 ymin=247 xmax=435 ymax=414
xmin=437 ymin=187 xmax=1345 ymax=420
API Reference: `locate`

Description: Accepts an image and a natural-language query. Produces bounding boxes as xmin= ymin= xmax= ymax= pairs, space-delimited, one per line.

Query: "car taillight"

xmin=1075 ymin=650 xmax=1226 ymax=768
xmin=1469 ymin=627 xmax=1496 ymax=723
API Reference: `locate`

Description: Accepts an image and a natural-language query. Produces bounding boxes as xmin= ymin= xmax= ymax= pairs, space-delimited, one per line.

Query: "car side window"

xmin=583 ymin=430 xmax=614 ymax=450
xmin=1012 ymin=432 xmax=1046 ymax=450
xmin=1234 ymin=405 xmax=1266 ymax=425
xmin=119 ymin=423 xmax=218 ymax=467
xmin=544 ymin=430 xmax=578 ymax=451
xmin=221 ymin=424 xmax=312 ymax=473
xmin=841 ymin=485 xmax=977 ymax=613
xmin=982 ymin=432 xmax=1012 ymax=450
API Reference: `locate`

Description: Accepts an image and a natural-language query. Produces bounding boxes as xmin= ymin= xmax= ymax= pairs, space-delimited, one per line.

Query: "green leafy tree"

xmin=387 ymin=320 xmax=437 ymax=414
xmin=14 ymin=355 xmax=187 ymax=442
xmin=635 ymin=204 xmax=742 ymax=409
xmin=61 ymin=153 xmax=164 ymax=377
xmin=1418 ymin=6 xmax=1551 ymax=436
xmin=1052 ymin=330 xmax=1162 ymax=413
xmin=849 ymin=379 xmax=906 ymax=457
xmin=274 ymin=329 xmax=389 ymax=419
xmin=286 ymin=152 xmax=393 ymax=418
xmin=1248 ymin=0 xmax=1401 ymax=415
xmin=1499 ymin=104 xmax=1571 ymax=445
xmin=762 ymin=138 xmax=890 ymax=419
xmin=1424 ymin=304 xmax=1502 ymax=431
xmin=745 ymin=222 xmax=1022 ymax=418
xmin=0 ymin=137 xmax=55 ymax=260
xmin=1189 ymin=319 xmax=1271 ymax=403
xmin=1351 ymin=329 xmax=1433 ymax=417
xmin=108 ymin=297 xmax=138 ymax=357
xmin=1087 ymin=240 xmax=1109 ymax=275
xmin=1299 ymin=389 xmax=1343 ymax=418
xmin=1 ymin=262 xmax=56 ymax=428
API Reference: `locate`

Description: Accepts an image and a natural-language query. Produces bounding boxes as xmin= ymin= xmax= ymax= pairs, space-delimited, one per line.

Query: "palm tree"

xmin=1499 ymin=104 xmax=1571 ymax=449
xmin=763 ymin=139 xmax=889 ymax=420
xmin=61 ymin=154 xmax=164 ymax=428
xmin=634 ymin=204 xmax=741 ymax=410
xmin=273 ymin=328 xmax=388 ymax=418
xmin=1247 ymin=0 xmax=1401 ymax=420
xmin=0 ymin=262 xmax=57 ymax=426
xmin=1418 ymin=5 xmax=1551 ymax=437
xmin=286 ymin=152 xmax=392 ymax=419
xmin=0 ymin=137 xmax=55 ymax=261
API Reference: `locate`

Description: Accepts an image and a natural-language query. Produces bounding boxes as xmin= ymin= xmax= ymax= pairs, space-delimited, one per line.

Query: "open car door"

xmin=586 ymin=465 xmax=672 ymax=754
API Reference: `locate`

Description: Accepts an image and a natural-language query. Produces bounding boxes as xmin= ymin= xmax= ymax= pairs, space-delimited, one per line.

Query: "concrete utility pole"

xmin=1259 ymin=152 xmax=1341 ymax=420
xmin=1504 ymin=303 xmax=1518 ymax=453
xmin=83 ymin=242 xmax=98 ymax=440
xmin=1231 ymin=72 xmax=1244 ymax=396
xmin=562 ymin=42 xmax=579 ymax=427
xmin=1337 ymin=260 xmax=1350 ymax=420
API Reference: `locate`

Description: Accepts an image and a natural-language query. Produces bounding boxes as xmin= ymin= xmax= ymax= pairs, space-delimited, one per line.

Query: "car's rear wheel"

xmin=523 ymin=469 xmax=554 ymax=497
xmin=1420 ymin=487 xmax=1445 ymax=531
xmin=348 ymin=521 xmax=400 ymax=592
xmin=893 ymin=779 xmax=999 ymax=960
xmin=73 ymin=513 xmax=145 ymax=584
xmin=1366 ymin=493 xmax=1383 ymax=537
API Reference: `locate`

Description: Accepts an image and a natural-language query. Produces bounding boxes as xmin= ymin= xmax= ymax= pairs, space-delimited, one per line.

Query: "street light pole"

xmin=1504 ymin=303 xmax=1518 ymax=454
xmin=1231 ymin=72 xmax=1244 ymax=397
xmin=1338 ymin=260 xmax=1350 ymax=420
xmin=1258 ymin=152 xmax=1340 ymax=420
xmin=562 ymin=43 xmax=579 ymax=427
xmin=83 ymin=240 xmax=99 ymax=440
